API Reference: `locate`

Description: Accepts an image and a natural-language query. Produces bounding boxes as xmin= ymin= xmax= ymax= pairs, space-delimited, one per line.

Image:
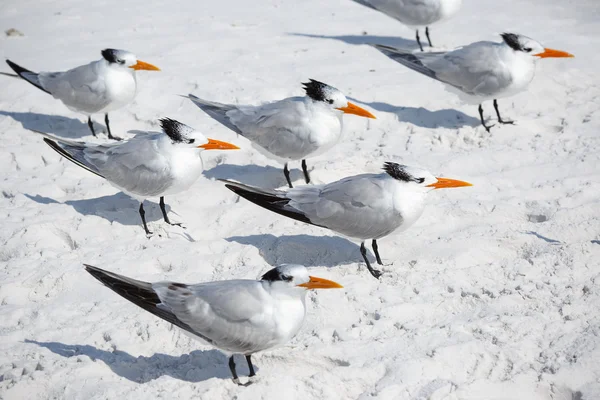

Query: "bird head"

xmin=101 ymin=49 xmax=161 ymax=71
xmin=261 ymin=264 xmax=343 ymax=293
xmin=302 ymin=79 xmax=376 ymax=119
xmin=383 ymin=162 xmax=472 ymax=192
xmin=500 ymin=33 xmax=574 ymax=59
xmin=159 ymin=118 xmax=240 ymax=150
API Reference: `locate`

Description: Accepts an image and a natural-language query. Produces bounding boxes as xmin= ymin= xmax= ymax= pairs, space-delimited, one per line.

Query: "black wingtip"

xmin=6 ymin=59 xmax=51 ymax=94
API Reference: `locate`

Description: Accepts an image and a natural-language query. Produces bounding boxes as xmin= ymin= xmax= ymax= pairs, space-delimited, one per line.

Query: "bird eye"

xmin=523 ymin=47 xmax=532 ymax=52
xmin=416 ymin=178 xmax=425 ymax=184
xmin=327 ymin=99 xmax=334 ymax=104
xmin=118 ymin=59 xmax=125 ymax=65
xmin=188 ymin=139 xmax=195 ymax=144
xmin=282 ymin=275 xmax=293 ymax=282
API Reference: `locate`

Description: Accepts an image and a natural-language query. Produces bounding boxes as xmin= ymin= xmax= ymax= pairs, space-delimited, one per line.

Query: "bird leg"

xmin=478 ymin=104 xmax=495 ymax=133
xmin=415 ymin=29 xmax=424 ymax=52
xmin=87 ymin=116 xmax=97 ymax=137
xmin=138 ymin=202 xmax=152 ymax=235
xmin=105 ymin=113 xmax=122 ymax=140
xmin=283 ymin=163 xmax=293 ymax=188
xmin=229 ymin=355 xmax=255 ymax=386
xmin=360 ymin=241 xmax=382 ymax=279
xmin=301 ymin=159 xmax=311 ymax=184
xmin=493 ymin=100 xmax=515 ymax=125
xmin=159 ymin=196 xmax=182 ymax=227
xmin=425 ymin=26 xmax=433 ymax=47
xmin=372 ymin=239 xmax=383 ymax=265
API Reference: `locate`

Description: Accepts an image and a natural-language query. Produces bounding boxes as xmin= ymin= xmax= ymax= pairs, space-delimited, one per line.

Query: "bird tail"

xmin=221 ymin=179 xmax=318 ymax=226
xmin=84 ymin=264 xmax=199 ymax=337
xmin=186 ymin=94 xmax=244 ymax=136
xmin=29 ymin=130 xmax=105 ymax=178
xmin=370 ymin=44 xmax=439 ymax=81
xmin=349 ymin=0 xmax=377 ymax=10
xmin=5 ymin=60 xmax=51 ymax=94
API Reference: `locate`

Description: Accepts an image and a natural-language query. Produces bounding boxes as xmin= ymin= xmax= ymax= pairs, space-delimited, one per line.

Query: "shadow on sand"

xmin=288 ymin=33 xmax=419 ymax=50
xmin=0 ymin=110 xmax=105 ymax=139
xmin=25 ymin=339 xmax=236 ymax=383
xmin=226 ymin=233 xmax=375 ymax=267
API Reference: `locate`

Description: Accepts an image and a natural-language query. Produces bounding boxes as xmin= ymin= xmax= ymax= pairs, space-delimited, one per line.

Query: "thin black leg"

xmin=87 ymin=116 xmax=97 ymax=137
xmin=159 ymin=196 xmax=182 ymax=226
xmin=360 ymin=241 xmax=382 ymax=279
xmin=301 ymin=159 xmax=310 ymax=184
xmin=139 ymin=202 xmax=152 ymax=235
xmin=415 ymin=29 xmax=424 ymax=51
xmin=228 ymin=356 xmax=240 ymax=384
xmin=105 ymin=113 xmax=121 ymax=140
xmin=283 ymin=163 xmax=293 ymax=188
xmin=425 ymin=26 xmax=433 ymax=47
xmin=372 ymin=239 xmax=383 ymax=265
xmin=478 ymin=104 xmax=494 ymax=133
xmin=493 ymin=99 xmax=514 ymax=125
xmin=246 ymin=355 xmax=256 ymax=377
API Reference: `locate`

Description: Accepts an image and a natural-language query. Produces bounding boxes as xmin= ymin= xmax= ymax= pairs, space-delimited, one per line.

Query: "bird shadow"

xmin=349 ymin=98 xmax=480 ymax=129
xmin=203 ymin=163 xmax=304 ymax=188
xmin=288 ymin=33 xmax=419 ymax=50
xmin=24 ymin=339 xmax=235 ymax=383
xmin=24 ymin=193 xmax=169 ymax=226
xmin=226 ymin=233 xmax=371 ymax=267
xmin=0 ymin=110 xmax=105 ymax=139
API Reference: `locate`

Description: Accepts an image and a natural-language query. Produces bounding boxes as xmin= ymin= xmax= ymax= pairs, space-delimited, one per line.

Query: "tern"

xmin=222 ymin=162 xmax=471 ymax=279
xmin=187 ymin=79 xmax=376 ymax=188
xmin=5 ymin=49 xmax=160 ymax=140
xmin=32 ymin=118 xmax=239 ymax=234
xmin=350 ymin=0 xmax=462 ymax=51
xmin=84 ymin=263 xmax=343 ymax=385
xmin=371 ymin=33 xmax=574 ymax=131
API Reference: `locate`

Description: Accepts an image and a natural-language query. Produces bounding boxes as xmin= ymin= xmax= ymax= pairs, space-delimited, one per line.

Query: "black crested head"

xmin=302 ymin=79 xmax=329 ymax=102
xmin=160 ymin=117 xmax=193 ymax=143
xmin=501 ymin=33 xmax=523 ymax=51
xmin=101 ymin=49 xmax=120 ymax=63
xmin=261 ymin=267 xmax=293 ymax=282
xmin=383 ymin=162 xmax=421 ymax=183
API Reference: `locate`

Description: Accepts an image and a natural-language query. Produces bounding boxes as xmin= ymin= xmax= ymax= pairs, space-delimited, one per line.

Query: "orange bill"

xmin=426 ymin=177 xmax=473 ymax=189
xmin=198 ymin=138 xmax=240 ymax=150
xmin=130 ymin=60 xmax=161 ymax=71
xmin=535 ymin=48 xmax=574 ymax=58
xmin=336 ymin=102 xmax=376 ymax=119
xmin=297 ymin=276 xmax=343 ymax=289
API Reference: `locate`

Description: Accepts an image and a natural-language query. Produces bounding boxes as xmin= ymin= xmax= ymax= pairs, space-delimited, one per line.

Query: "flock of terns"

xmin=3 ymin=0 xmax=575 ymax=386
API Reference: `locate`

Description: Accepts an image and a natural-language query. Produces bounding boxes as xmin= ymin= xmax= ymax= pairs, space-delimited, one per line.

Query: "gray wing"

xmin=39 ymin=131 xmax=173 ymax=197
xmin=38 ymin=60 xmax=111 ymax=113
xmin=187 ymin=94 xmax=243 ymax=135
xmin=152 ymin=280 xmax=274 ymax=352
xmin=288 ymin=173 xmax=403 ymax=239
xmin=372 ymin=44 xmax=442 ymax=81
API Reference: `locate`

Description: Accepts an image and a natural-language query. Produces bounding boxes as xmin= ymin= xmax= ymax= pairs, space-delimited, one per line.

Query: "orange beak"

xmin=426 ymin=177 xmax=473 ymax=189
xmin=336 ymin=102 xmax=376 ymax=119
xmin=130 ymin=60 xmax=161 ymax=71
xmin=297 ymin=276 xmax=343 ymax=289
xmin=198 ymin=138 xmax=240 ymax=150
xmin=535 ymin=48 xmax=574 ymax=59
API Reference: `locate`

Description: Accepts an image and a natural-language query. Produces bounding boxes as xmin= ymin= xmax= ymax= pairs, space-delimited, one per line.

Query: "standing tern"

xmin=32 ymin=118 xmax=239 ymax=235
xmin=222 ymin=162 xmax=471 ymax=279
xmin=187 ymin=79 xmax=376 ymax=188
xmin=372 ymin=33 xmax=574 ymax=131
xmin=350 ymin=0 xmax=462 ymax=51
xmin=84 ymin=263 xmax=342 ymax=385
xmin=5 ymin=49 xmax=160 ymax=140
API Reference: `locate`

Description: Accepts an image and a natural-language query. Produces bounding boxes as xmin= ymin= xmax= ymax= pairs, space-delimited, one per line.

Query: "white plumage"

xmin=85 ymin=263 xmax=342 ymax=385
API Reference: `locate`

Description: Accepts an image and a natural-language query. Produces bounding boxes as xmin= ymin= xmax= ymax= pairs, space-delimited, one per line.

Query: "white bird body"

xmin=226 ymin=97 xmax=344 ymax=163
xmin=84 ymin=264 xmax=342 ymax=384
xmin=34 ymin=118 xmax=239 ymax=234
xmin=188 ymin=79 xmax=375 ymax=188
xmin=37 ymin=58 xmax=138 ymax=114
xmin=223 ymin=162 xmax=472 ymax=278
xmin=6 ymin=49 xmax=160 ymax=139
xmin=372 ymin=33 xmax=574 ymax=130
xmin=354 ymin=0 xmax=462 ymax=27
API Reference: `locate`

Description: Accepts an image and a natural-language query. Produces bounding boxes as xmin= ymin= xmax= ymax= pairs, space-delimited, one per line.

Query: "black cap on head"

xmin=500 ymin=33 xmax=523 ymax=51
xmin=302 ymin=79 xmax=330 ymax=102
xmin=383 ymin=162 xmax=423 ymax=183
xmin=261 ymin=267 xmax=293 ymax=282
